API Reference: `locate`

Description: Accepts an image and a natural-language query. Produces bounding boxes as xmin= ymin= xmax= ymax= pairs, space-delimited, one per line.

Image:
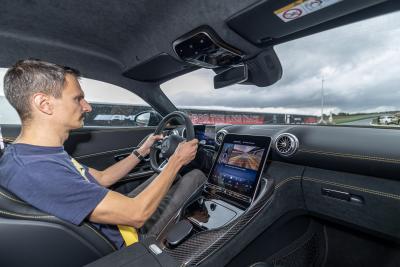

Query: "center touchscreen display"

xmin=208 ymin=134 xmax=271 ymax=201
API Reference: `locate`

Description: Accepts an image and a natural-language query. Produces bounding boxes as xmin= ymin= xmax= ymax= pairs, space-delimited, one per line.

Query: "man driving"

xmin=0 ymin=59 xmax=207 ymax=249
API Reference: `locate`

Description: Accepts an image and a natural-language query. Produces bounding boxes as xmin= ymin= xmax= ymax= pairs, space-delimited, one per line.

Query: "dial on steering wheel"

xmin=150 ymin=111 xmax=194 ymax=173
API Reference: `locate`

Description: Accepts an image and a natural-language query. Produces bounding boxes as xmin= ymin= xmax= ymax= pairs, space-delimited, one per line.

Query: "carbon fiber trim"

xmin=163 ymin=178 xmax=273 ymax=266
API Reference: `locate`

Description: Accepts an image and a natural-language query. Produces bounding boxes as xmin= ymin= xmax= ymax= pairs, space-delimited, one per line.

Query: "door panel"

xmin=65 ymin=127 xmax=156 ymax=157
xmin=65 ymin=126 xmax=157 ymax=191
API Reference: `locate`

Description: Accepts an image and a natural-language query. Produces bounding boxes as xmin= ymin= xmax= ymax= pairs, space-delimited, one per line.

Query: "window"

xmin=161 ymin=11 xmax=400 ymax=127
xmin=0 ymin=69 xmax=159 ymax=127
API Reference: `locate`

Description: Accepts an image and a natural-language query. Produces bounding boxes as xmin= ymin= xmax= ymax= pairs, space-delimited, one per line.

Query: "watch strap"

xmin=132 ymin=149 xmax=145 ymax=161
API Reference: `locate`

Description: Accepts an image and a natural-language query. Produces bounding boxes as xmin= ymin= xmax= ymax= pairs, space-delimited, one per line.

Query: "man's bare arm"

xmin=88 ymin=153 xmax=142 ymax=187
xmin=88 ymin=139 xmax=198 ymax=227
xmin=89 ymin=134 xmax=162 ymax=187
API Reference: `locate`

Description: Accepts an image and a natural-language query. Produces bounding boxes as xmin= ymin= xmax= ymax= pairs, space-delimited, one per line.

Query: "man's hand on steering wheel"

xmin=149 ymin=111 xmax=196 ymax=172
xmin=169 ymin=139 xmax=199 ymax=166
xmin=137 ymin=134 xmax=164 ymax=156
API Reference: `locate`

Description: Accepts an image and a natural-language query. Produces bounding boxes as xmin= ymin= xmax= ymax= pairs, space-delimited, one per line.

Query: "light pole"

xmin=319 ymin=77 xmax=325 ymax=124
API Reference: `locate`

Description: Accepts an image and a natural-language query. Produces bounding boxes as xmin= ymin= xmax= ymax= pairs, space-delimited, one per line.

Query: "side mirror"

xmin=134 ymin=112 xmax=151 ymax=126
xmin=213 ymin=64 xmax=248 ymax=89
xmin=134 ymin=111 xmax=163 ymax=126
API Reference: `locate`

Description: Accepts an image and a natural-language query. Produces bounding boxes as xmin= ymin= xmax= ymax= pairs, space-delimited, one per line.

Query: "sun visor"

xmin=123 ymin=53 xmax=197 ymax=82
xmin=227 ymin=0 xmax=387 ymax=45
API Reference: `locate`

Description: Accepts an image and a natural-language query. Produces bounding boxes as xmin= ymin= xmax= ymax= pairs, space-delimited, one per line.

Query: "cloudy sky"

xmin=161 ymin=11 xmax=400 ymax=116
xmin=1 ymin=11 xmax=400 ymax=119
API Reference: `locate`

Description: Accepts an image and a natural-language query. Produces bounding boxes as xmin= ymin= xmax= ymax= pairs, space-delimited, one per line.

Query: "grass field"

xmin=333 ymin=114 xmax=378 ymax=124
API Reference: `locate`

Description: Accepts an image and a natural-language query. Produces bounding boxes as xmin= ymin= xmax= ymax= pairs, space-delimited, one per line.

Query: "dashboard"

xmin=222 ymin=124 xmax=400 ymax=180
xmin=159 ymin=122 xmax=400 ymax=246
xmin=170 ymin=123 xmax=400 ymax=181
xmin=219 ymin=124 xmax=400 ymax=245
xmin=225 ymin=124 xmax=400 ymax=235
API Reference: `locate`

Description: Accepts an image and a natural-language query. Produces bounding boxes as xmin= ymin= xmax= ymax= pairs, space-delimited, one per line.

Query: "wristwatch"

xmin=132 ymin=149 xmax=145 ymax=161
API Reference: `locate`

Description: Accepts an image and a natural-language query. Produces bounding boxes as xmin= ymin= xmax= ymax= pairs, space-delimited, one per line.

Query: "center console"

xmin=156 ymin=134 xmax=273 ymax=265
xmin=184 ymin=196 xmax=244 ymax=231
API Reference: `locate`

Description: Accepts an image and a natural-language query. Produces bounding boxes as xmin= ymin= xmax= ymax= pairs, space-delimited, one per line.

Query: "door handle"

xmin=321 ymin=188 xmax=364 ymax=204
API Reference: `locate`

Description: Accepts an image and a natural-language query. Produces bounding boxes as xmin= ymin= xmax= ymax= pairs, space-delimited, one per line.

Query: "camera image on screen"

xmin=210 ymin=142 xmax=265 ymax=197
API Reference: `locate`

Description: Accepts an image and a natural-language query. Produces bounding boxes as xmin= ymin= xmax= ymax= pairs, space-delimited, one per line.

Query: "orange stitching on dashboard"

xmin=274 ymin=176 xmax=400 ymax=200
xmin=275 ymin=176 xmax=302 ymax=189
xmin=299 ymin=149 xmax=400 ymax=164
xmin=303 ymin=177 xmax=400 ymax=200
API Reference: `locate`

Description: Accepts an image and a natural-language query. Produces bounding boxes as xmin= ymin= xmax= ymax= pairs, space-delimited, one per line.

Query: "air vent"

xmin=274 ymin=133 xmax=299 ymax=157
xmin=215 ymin=129 xmax=228 ymax=146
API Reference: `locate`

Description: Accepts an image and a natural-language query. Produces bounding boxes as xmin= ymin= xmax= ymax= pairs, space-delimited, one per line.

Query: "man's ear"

xmin=32 ymin=93 xmax=53 ymax=115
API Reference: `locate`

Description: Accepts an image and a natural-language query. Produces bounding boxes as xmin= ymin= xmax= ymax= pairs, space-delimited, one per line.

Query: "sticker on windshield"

xmin=274 ymin=0 xmax=343 ymax=23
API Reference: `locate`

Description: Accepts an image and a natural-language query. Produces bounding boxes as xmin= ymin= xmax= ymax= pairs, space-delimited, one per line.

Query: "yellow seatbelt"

xmin=117 ymin=225 xmax=139 ymax=246
xmin=71 ymin=158 xmax=89 ymax=181
xmin=70 ymin=157 xmax=139 ymax=246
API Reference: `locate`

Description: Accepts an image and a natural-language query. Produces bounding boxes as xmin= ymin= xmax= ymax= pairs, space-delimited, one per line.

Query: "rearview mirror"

xmin=213 ymin=64 xmax=248 ymax=89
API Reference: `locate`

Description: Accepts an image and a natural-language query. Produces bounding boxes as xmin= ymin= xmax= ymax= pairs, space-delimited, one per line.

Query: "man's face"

xmin=52 ymin=74 xmax=92 ymax=130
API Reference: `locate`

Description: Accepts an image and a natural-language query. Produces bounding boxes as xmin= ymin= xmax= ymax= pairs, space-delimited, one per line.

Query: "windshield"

xmin=161 ymin=11 xmax=400 ymax=126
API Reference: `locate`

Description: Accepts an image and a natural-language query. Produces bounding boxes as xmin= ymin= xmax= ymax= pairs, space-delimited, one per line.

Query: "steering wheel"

xmin=150 ymin=111 xmax=194 ymax=173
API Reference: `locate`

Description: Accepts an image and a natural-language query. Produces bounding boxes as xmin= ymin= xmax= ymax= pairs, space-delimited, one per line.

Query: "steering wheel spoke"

xmin=150 ymin=111 xmax=194 ymax=173
xmin=153 ymin=140 xmax=163 ymax=150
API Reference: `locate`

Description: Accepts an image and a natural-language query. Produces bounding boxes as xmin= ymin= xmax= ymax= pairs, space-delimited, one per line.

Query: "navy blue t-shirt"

xmin=0 ymin=143 xmax=124 ymax=249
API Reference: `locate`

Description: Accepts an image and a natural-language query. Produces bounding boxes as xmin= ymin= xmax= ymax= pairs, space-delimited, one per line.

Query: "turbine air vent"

xmin=274 ymin=133 xmax=299 ymax=157
xmin=215 ymin=129 xmax=228 ymax=146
